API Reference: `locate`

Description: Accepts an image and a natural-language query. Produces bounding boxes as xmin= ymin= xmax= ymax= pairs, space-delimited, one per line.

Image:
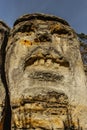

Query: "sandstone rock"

xmin=0 ymin=21 xmax=10 ymax=129
xmin=5 ymin=13 xmax=87 ymax=129
xmin=77 ymin=33 xmax=87 ymax=76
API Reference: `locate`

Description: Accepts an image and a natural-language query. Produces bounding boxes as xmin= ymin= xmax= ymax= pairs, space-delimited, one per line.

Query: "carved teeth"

xmin=39 ymin=59 xmax=45 ymax=65
xmin=47 ymin=59 xmax=52 ymax=64
xmin=31 ymin=58 xmax=64 ymax=68
xmin=33 ymin=59 xmax=58 ymax=67
xmin=46 ymin=59 xmax=52 ymax=66
xmin=34 ymin=60 xmax=38 ymax=65
xmin=54 ymin=63 xmax=60 ymax=69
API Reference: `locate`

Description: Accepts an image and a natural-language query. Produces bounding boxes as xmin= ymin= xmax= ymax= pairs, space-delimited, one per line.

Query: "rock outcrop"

xmin=0 ymin=21 xmax=10 ymax=130
xmin=4 ymin=13 xmax=87 ymax=129
xmin=78 ymin=33 xmax=87 ymax=76
xmin=0 ymin=13 xmax=87 ymax=130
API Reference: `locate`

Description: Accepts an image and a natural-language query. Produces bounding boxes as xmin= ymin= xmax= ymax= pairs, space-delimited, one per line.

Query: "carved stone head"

xmin=5 ymin=14 xmax=87 ymax=129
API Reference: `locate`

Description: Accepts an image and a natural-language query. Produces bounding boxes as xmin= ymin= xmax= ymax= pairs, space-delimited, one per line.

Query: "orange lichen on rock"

xmin=19 ymin=39 xmax=32 ymax=46
xmin=19 ymin=39 xmax=39 ymax=46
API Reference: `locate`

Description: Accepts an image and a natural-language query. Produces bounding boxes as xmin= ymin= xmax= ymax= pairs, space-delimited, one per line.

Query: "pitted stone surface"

xmin=0 ymin=13 xmax=86 ymax=129
xmin=0 ymin=21 xmax=10 ymax=129
xmin=4 ymin=13 xmax=87 ymax=129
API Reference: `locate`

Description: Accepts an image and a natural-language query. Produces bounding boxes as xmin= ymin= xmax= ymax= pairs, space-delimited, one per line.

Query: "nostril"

xmin=59 ymin=57 xmax=63 ymax=60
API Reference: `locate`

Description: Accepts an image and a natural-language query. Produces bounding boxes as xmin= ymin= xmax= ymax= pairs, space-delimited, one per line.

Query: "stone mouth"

xmin=23 ymin=56 xmax=69 ymax=82
xmin=24 ymin=56 xmax=69 ymax=69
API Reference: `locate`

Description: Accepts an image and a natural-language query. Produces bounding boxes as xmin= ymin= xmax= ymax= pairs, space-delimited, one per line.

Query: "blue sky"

xmin=0 ymin=0 xmax=87 ymax=33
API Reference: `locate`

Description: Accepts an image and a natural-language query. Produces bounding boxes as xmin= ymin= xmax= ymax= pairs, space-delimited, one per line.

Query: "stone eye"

xmin=15 ymin=24 xmax=35 ymax=33
xmin=51 ymin=24 xmax=71 ymax=36
xmin=52 ymin=28 xmax=69 ymax=35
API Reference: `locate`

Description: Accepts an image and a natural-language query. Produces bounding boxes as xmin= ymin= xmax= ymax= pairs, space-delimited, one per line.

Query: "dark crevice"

xmin=0 ymin=21 xmax=10 ymax=30
xmin=63 ymin=108 xmax=83 ymax=130
xmin=51 ymin=28 xmax=70 ymax=35
xmin=24 ymin=56 xmax=69 ymax=69
xmin=13 ymin=23 xmax=35 ymax=35
xmin=1 ymin=31 xmax=11 ymax=130
xmin=29 ymin=71 xmax=64 ymax=82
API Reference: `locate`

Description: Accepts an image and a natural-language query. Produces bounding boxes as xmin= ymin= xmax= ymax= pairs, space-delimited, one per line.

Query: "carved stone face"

xmin=5 ymin=14 xmax=87 ymax=129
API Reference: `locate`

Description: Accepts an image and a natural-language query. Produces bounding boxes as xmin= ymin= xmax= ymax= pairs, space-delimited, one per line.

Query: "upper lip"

xmin=24 ymin=55 xmax=69 ymax=69
xmin=23 ymin=47 xmax=69 ymax=69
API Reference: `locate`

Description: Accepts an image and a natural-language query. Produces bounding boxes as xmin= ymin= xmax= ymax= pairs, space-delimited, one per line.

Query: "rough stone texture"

xmin=4 ymin=13 xmax=87 ymax=129
xmin=0 ymin=21 xmax=10 ymax=129
xmin=79 ymin=35 xmax=87 ymax=76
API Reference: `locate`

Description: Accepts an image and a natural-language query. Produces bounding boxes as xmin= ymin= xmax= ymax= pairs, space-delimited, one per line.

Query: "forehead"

xmin=7 ymin=14 xmax=77 ymax=51
xmin=14 ymin=19 xmax=72 ymax=36
xmin=13 ymin=13 xmax=76 ymax=38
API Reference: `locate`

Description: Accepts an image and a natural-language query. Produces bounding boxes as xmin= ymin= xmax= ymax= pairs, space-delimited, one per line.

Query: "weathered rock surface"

xmin=0 ymin=21 xmax=10 ymax=110
xmin=78 ymin=33 xmax=87 ymax=76
xmin=0 ymin=21 xmax=10 ymax=129
xmin=4 ymin=13 xmax=87 ymax=129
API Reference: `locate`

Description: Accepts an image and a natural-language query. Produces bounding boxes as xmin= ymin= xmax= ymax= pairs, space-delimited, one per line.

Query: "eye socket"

xmin=18 ymin=25 xmax=34 ymax=33
xmin=50 ymin=24 xmax=71 ymax=36
xmin=14 ymin=23 xmax=35 ymax=34
xmin=52 ymin=28 xmax=69 ymax=35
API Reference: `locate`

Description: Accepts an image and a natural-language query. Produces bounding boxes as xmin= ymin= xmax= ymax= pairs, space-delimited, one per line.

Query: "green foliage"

xmin=77 ymin=33 xmax=87 ymax=39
